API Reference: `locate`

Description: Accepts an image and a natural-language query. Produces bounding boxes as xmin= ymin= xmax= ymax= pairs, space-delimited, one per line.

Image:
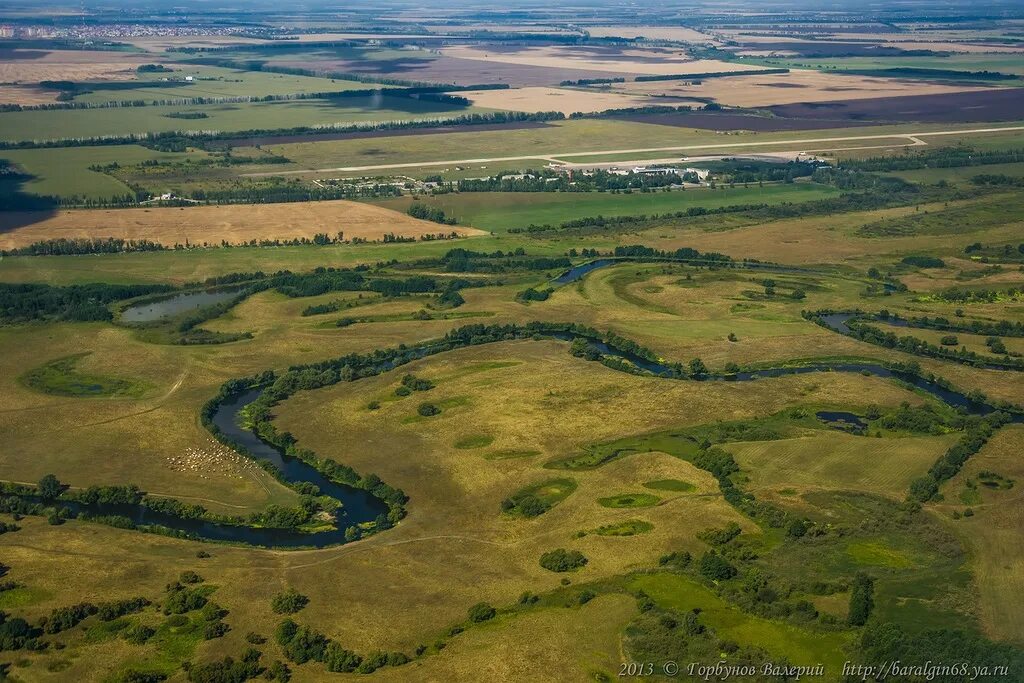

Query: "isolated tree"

xmin=467 ymin=602 xmax=496 ymax=623
xmin=37 ymin=474 xmax=62 ymax=500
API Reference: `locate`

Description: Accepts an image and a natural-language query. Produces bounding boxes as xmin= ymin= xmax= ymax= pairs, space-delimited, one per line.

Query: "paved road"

xmin=242 ymin=125 xmax=1024 ymax=177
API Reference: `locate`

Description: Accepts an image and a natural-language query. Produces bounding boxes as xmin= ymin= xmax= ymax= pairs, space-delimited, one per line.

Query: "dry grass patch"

xmin=0 ymin=200 xmax=485 ymax=249
xmin=441 ymin=45 xmax=770 ymax=76
xmin=726 ymin=432 xmax=959 ymax=499
xmin=0 ymin=84 xmax=61 ymax=105
xmin=373 ymin=595 xmax=636 ymax=682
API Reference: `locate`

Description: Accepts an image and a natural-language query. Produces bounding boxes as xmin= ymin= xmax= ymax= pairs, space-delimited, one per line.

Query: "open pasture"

xmin=70 ymin=65 xmax=382 ymax=104
xmin=2 ymin=144 xmax=200 ymax=200
xmin=372 ymin=183 xmax=841 ymax=233
xmin=939 ymin=425 xmax=1024 ymax=645
xmin=0 ymin=94 xmax=484 ymax=143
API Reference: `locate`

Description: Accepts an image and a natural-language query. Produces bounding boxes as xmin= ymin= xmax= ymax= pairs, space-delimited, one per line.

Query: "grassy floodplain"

xmin=2 ymin=20 xmax=1024 ymax=681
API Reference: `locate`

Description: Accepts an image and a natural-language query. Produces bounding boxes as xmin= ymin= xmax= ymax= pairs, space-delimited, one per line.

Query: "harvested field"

xmin=0 ymin=84 xmax=59 ymax=105
xmin=0 ymin=200 xmax=485 ymax=249
xmin=460 ymin=86 xmax=689 ymax=115
xmin=441 ymin=45 xmax=769 ymax=77
xmin=769 ymin=87 xmax=1024 ymax=123
xmin=0 ymin=48 xmax=144 ymax=84
xmin=273 ymin=54 xmax=626 ymax=87
xmin=615 ymin=71 xmax=987 ymax=107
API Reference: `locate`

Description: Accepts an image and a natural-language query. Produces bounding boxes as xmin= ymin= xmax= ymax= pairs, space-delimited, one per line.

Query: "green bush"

xmin=539 ymin=549 xmax=588 ymax=573
xmin=467 ymin=602 xmax=496 ymax=623
xmin=271 ymin=589 xmax=310 ymax=615
xmin=417 ymin=403 xmax=441 ymax=417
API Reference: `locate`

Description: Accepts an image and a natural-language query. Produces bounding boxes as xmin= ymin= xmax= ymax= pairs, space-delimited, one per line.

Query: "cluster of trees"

xmin=0 ymin=592 xmax=151 ymax=652
xmin=613 ymin=244 xmax=734 ymax=267
xmin=455 ymin=168 xmax=686 ymax=193
xmin=0 ymin=282 xmax=173 ymax=323
xmin=395 ymin=373 xmax=434 ymax=396
xmin=0 ymin=611 xmax=39 ymax=652
xmin=700 ymin=159 xmax=820 ymax=185
xmin=875 ymin=403 xmax=948 ymax=434
xmin=64 ymin=484 xmax=144 ymax=506
xmin=406 ymin=203 xmax=455 ymax=224
xmin=838 ymin=319 xmax=1024 ymax=370
xmin=275 ymin=618 xmax=409 ymax=674
xmin=559 ymin=77 xmax=625 ymax=86
xmin=182 ymin=182 xmax=400 ymax=205
xmin=845 ymin=146 xmax=1024 ymax=173
xmin=923 ymin=287 xmax=1024 ymax=305
xmin=901 ymin=255 xmax=946 ymax=268
xmin=847 ymin=573 xmax=874 ymax=626
xmin=271 ymin=589 xmax=309 ymax=615
xmin=500 ymin=490 xmax=550 ymax=518
xmin=403 ymin=246 xmax=571 ymax=275
xmin=183 ymin=648 xmax=291 ymax=683
xmin=516 ymin=287 xmax=553 ymax=303
xmin=857 ymin=622 xmax=1024 ymax=677
xmin=909 ymin=415 xmax=1010 ymax=502
xmin=972 ymin=173 xmax=1024 ymax=189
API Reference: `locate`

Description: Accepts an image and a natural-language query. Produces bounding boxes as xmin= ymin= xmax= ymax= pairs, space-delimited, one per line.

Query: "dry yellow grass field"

xmin=441 ymin=45 xmax=772 ymax=76
xmin=726 ymin=432 xmax=959 ymax=498
xmin=460 ymin=86 xmax=689 ymax=115
xmin=0 ymin=201 xmax=485 ymax=248
xmin=938 ymin=425 xmax=1024 ymax=645
xmin=628 ymin=195 xmax=1024 ymax=266
xmin=615 ymin=71 xmax=988 ymax=107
